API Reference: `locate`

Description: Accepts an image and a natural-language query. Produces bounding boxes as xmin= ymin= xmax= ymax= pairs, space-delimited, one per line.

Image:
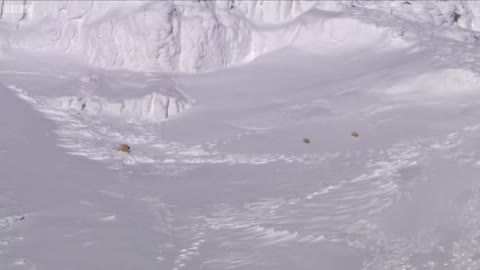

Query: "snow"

xmin=3 ymin=0 xmax=480 ymax=269
xmin=384 ymin=69 xmax=480 ymax=99
xmin=1 ymin=0 xmax=479 ymax=72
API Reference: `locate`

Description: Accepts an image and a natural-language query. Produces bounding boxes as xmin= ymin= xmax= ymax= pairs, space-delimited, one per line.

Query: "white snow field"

xmin=3 ymin=0 xmax=480 ymax=269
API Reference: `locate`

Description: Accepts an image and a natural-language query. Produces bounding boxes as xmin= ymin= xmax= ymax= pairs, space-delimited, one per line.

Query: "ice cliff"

xmin=1 ymin=0 xmax=480 ymax=73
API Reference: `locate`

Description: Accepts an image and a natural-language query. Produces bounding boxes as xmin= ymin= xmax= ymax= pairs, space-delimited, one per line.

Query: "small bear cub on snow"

xmin=117 ymin=144 xmax=131 ymax=153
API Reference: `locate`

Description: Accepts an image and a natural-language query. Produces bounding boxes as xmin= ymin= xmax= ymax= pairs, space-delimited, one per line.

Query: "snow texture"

xmin=3 ymin=1 xmax=480 ymax=270
xmin=1 ymin=0 xmax=480 ymax=72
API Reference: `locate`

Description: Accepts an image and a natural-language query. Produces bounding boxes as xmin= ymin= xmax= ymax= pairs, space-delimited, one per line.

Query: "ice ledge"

xmin=49 ymin=93 xmax=189 ymax=122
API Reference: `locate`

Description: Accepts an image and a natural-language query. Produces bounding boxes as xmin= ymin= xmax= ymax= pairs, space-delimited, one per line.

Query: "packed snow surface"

xmin=3 ymin=1 xmax=480 ymax=270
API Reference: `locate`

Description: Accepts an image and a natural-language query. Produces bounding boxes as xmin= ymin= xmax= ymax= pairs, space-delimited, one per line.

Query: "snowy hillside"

xmin=3 ymin=0 xmax=480 ymax=269
xmin=2 ymin=0 xmax=480 ymax=72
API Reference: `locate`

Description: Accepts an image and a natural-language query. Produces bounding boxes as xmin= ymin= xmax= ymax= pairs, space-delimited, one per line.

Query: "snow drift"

xmin=2 ymin=0 xmax=480 ymax=72
xmin=384 ymin=69 xmax=480 ymax=100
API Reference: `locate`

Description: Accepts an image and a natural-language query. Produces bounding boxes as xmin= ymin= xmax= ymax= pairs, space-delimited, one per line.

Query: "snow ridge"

xmin=2 ymin=1 xmax=480 ymax=72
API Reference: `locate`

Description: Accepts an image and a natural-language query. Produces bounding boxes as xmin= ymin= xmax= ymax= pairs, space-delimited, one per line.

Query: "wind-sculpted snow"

xmin=5 ymin=1 xmax=480 ymax=270
xmin=5 ymin=27 xmax=480 ymax=268
xmin=8 ymin=83 xmax=337 ymax=170
xmin=2 ymin=0 xmax=480 ymax=72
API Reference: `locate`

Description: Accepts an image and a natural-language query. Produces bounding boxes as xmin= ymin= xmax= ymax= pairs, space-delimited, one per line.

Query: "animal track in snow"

xmin=7 ymin=84 xmax=340 ymax=175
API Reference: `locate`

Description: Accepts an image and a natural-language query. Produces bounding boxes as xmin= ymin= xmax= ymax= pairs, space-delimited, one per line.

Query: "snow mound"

xmin=49 ymin=92 xmax=187 ymax=122
xmin=385 ymin=69 xmax=480 ymax=99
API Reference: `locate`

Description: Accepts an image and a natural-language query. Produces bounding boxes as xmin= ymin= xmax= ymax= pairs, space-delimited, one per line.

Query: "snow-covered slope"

xmin=2 ymin=0 xmax=480 ymax=72
xmin=4 ymin=1 xmax=480 ymax=270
